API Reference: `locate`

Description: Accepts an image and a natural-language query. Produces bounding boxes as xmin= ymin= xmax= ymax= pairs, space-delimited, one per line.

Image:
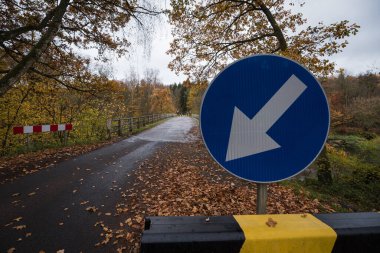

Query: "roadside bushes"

xmin=296 ymin=135 xmax=380 ymax=211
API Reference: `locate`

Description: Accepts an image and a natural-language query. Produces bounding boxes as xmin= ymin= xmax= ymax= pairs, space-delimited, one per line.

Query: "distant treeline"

xmin=173 ymin=70 xmax=380 ymax=134
xmin=0 ymin=69 xmax=175 ymax=154
xmin=324 ymin=70 xmax=380 ymax=133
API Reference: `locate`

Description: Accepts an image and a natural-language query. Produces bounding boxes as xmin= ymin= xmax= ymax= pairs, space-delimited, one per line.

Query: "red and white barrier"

xmin=13 ymin=124 xmax=73 ymax=135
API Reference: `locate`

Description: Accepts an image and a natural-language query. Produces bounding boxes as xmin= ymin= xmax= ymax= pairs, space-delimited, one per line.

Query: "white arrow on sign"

xmin=225 ymin=74 xmax=307 ymax=162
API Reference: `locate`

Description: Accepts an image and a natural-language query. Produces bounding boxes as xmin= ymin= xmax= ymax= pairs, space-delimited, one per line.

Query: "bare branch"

xmin=0 ymin=8 xmax=56 ymax=43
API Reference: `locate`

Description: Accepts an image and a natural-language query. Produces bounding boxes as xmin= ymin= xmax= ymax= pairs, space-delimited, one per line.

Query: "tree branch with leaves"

xmin=0 ymin=0 xmax=163 ymax=96
xmin=168 ymin=0 xmax=359 ymax=80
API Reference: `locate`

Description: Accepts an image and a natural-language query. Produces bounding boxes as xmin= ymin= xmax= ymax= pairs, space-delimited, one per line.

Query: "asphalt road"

xmin=0 ymin=117 xmax=197 ymax=253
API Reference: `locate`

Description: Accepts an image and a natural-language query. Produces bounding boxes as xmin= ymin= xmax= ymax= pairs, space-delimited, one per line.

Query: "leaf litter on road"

xmin=93 ymin=126 xmax=334 ymax=253
xmin=2 ymin=126 xmax=334 ymax=253
xmin=0 ymin=140 xmax=117 ymax=184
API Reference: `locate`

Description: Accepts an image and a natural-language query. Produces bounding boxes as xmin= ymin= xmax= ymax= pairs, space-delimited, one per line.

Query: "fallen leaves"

xmin=125 ymin=218 xmax=132 ymax=226
xmin=135 ymin=216 xmax=143 ymax=224
xmin=266 ymin=218 xmax=278 ymax=228
xmin=86 ymin=206 xmax=98 ymax=213
xmin=7 ymin=248 xmax=16 ymax=253
xmin=0 ymin=141 xmax=117 ymax=184
xmin=94 ymin=222 xmax=115 ymax=247
xmin=2 ymin=126 xmax=335 ymax=253
xmin=13 ymin=217 xmax=22 ymax=222
xmin=13 ymin=225 xmax=26 ymax=230
xmin=126 ymin=127 xmax=332 ymax=217
xmin=94 ymin=126 xmax=334 ymax=252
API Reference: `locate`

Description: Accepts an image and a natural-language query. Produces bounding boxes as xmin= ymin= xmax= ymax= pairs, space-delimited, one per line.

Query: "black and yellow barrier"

xmin=141 ymin=212 xmax=380 ymax=253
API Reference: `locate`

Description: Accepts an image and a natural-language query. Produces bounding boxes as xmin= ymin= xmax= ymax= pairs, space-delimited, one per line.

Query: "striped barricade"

xmin=13 ymin=124 xmax=73 ymax=134
xmin=141 ymin=212 xmax=380 ymax=253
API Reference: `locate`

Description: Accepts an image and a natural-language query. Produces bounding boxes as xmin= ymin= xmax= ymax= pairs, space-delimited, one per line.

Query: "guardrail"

xmin=108 ymin=114 xmax=175 ymax=137
xmin=141 ymin=212 xmax=380 ymax=253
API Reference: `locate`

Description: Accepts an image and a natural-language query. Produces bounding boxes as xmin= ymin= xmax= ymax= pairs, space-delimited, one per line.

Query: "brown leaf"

xmin=135 ymin=215 xmax=143 ymax=224
xmin=266 ymin=218 xmax=277 ymax=228
xmin=7 ymin=248 xmax=16 ymax=253
xmin=86 ymin=206 xmax=98 ymax=213
xmin=125 ymin=218 xmax=132 ymax=226
xmin=126 ymin=232 xmax=133 ymax=240
xmin=13 ymin=225 xmax=26 ymax=230
xmin=13 ymin=217 xmax=22 ymax=222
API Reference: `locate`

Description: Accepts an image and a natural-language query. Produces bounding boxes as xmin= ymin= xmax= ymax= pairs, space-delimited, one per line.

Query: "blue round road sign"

xmin=200 ymin=54 xmax=330 ymax=183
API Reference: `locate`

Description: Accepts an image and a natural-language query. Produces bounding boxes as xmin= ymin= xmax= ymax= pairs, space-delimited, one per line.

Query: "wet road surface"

xmin=0 ymin=117 xmax=197 ymax=253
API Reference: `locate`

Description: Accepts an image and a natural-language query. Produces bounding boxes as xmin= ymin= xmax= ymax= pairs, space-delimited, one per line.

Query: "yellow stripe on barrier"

xmin=234 ymin=214 xmax=337 ymax=253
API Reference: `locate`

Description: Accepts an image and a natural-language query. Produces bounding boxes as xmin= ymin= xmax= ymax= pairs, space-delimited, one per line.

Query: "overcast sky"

xmin=105 ymin=0 xmax=379 ymax=85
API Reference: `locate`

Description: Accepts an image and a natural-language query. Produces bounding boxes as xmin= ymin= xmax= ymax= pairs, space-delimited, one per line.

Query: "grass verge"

xmin=284 ymin=134 xmax=380 ymax=212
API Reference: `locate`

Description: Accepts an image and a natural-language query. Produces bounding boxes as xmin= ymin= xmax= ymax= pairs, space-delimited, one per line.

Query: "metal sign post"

xmin=256 ymin=183 xmax=268 ymax=214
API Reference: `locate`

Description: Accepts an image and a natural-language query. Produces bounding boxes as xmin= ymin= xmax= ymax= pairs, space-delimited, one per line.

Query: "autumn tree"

xmin=358 ymin=71 xmax=379 ymax=98
xmin=186 ymin=80 xmax=208 ymax=114
xmin=150 ymin=86 xmax=175 ymax=113
xmin=168 ymin=0 xmax=359 ymax=79
xmin=0 ymin=0 xmax=162 ymax=96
